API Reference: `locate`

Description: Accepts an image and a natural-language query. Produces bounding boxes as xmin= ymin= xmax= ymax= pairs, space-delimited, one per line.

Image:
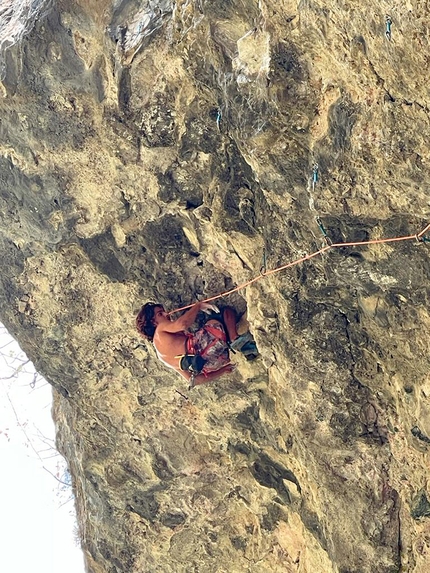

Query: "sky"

xmin=0 ymin=323 xmax=85 ymax=573
xmin=0 ymin=5 xmax=85 ymax=570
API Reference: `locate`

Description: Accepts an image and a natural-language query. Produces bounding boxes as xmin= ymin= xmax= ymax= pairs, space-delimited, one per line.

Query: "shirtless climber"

xmin=136 ymin=302 xmax=258 ymax=388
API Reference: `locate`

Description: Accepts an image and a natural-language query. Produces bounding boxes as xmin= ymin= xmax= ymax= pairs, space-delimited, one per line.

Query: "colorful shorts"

xmin=189 ymin=321 xmax=230 ymax=373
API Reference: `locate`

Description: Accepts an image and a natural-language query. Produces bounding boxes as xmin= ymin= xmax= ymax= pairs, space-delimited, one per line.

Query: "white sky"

xmin=0 ymin=324 xmax=85 ymax=573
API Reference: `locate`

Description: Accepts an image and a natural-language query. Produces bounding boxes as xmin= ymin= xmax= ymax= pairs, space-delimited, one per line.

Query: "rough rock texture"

xmin=1 ymin=1 xmax=430 ymax=572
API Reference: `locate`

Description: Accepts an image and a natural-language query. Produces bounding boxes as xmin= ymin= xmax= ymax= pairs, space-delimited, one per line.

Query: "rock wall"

xmin=1 ymin=1 xmax=430 ymax=572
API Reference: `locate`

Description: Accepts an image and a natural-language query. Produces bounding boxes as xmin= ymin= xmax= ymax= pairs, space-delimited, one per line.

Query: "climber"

xmin=136 ymin=301 xmax=258 ymax=388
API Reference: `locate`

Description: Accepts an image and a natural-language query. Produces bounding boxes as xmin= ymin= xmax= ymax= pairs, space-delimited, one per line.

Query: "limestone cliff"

xmin=1 ymin=1 xmax=430 ymax=572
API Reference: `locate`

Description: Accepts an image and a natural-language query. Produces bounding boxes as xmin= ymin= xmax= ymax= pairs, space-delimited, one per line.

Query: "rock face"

xmin=1 ymin=1 xmax=430 ymax=572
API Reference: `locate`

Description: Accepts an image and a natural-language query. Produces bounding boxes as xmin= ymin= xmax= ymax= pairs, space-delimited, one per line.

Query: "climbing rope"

xmin=168 ymin=222 xmax=430 ymax=314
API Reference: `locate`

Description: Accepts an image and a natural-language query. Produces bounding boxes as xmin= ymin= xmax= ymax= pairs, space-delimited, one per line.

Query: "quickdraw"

xmin=316 ymin=216 xmax=332 ymax=246
xmin=312 ymin=163 xmax=319 ymax=184
xmin=216 ymin=109 xmax=222 ymax=130
xmin=260 ymin=247 xmax=267 ymax=274
xmin=385 ymin=15 xmax=392 ymax=40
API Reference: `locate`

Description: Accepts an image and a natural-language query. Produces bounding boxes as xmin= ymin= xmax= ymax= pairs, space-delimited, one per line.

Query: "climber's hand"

xmin=199 ymin=302 xmax=220 ymax=314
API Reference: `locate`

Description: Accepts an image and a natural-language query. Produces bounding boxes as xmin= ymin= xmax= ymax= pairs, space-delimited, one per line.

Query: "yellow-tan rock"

xmin=0 ymin=1 xmax=430 ymax=572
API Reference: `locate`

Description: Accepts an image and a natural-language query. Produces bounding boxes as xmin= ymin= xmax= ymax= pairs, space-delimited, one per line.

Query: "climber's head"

xmin=136 ymin=303 xmax=167 ymax=341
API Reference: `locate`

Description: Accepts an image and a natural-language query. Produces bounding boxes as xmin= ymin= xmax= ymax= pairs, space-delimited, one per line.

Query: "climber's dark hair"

xmin=136 ymin=303 xmax=163 ymax=341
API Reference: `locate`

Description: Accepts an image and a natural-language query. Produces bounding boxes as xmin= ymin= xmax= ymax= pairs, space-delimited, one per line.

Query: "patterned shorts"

xmin=190 ymin=321 xmax=230 ymax=373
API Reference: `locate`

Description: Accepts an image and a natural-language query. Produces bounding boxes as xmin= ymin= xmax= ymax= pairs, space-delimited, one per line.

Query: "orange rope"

xmin=168 ymin=223 xmax=429 ymax=314
xmin=417 ymin=222 xmax=430 ymax=238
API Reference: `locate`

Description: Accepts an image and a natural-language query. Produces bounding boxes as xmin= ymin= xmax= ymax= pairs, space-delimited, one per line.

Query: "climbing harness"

xmin=385 ymin=15 xmax=392 ymax=40
xmin=177 ymin=323 xmax=230 ymax=389
xmin=169 ymin=221 xmax=430 ymax=315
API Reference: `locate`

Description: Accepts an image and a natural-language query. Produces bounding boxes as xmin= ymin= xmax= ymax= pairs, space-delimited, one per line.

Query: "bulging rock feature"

xmin=0 ymin=1 xmax=430 ymax=572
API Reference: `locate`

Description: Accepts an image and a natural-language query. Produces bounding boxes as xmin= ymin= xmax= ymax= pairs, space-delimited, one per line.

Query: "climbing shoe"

xmin=229 ymin=332 xmax=259 ymax=360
